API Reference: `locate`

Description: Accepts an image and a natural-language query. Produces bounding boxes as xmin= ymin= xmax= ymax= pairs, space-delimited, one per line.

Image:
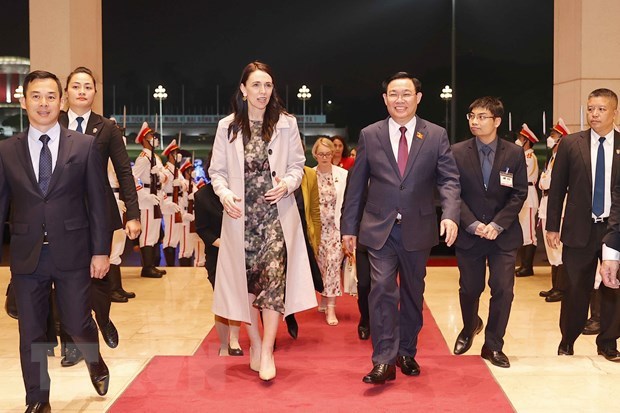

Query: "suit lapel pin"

xmin=416 ymin=132 xmax=424 ymax=140
xmin=92 ymin=128 xmax=98 ymax=134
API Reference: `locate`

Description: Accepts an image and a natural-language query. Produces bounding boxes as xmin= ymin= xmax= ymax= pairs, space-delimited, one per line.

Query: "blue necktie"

xmin=592 ymin=137 xmax=605 ymax=217
xmin=39 ymin=134 xmax=52 ymax=196
xmin=76 ymin=116 xmax=84 ymax=133
xmin=481 ymin=145 xmax=492 ymax=189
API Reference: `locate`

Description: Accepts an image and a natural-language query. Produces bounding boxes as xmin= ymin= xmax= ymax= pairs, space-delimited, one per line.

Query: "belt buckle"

xmin=593 ymin=216 xmax=605 ymax=223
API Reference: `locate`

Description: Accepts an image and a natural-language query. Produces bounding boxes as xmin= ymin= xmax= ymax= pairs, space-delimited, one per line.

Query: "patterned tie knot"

xmin=40 ymin=134 xmax=50 ymax=145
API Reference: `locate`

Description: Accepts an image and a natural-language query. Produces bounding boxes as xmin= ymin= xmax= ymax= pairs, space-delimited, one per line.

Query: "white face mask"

xmin=514 ymin=139 xmax=524 ymax=147
xmin=546 ymin=137 xmax=556 ymax=149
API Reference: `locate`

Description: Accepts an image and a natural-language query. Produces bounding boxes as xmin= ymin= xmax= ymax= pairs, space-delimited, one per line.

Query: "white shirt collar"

xmin=67 ymin=109 xmax=92 ymax=131
xmin=28 ymin=123 xmax=61 ymax=144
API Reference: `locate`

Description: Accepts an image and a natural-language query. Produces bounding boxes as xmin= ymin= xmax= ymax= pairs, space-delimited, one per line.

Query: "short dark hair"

xmin=469 ymin=96 xmax=504 ymax=118
xmin=65 ymin=66 xmax=97 ymax=92
xmin=588 ymin=88 xmax=618 ymax=108
xmin=330 ymin=135 xmax=350 ymax=157
xmin=382 ymin=72 xmax=422 ymax=94
xmin=23 ymin=70 xmax=63 ymax=98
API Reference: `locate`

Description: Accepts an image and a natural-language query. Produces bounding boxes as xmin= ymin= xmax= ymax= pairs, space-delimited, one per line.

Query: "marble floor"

xmin=0 ymin=265 xmax=618 ymax=412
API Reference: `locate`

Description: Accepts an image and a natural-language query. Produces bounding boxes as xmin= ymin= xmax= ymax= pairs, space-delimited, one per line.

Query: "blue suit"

xmin=341 ymin=116 xmax=460 ymax=364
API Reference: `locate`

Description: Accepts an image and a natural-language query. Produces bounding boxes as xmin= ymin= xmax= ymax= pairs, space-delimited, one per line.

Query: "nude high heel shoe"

xmin=326 ymin=304 xmax=338 ymax=326
xmin=250 ymin=347 xmax=261 ymax=372
xmin=259 ymin=353 xmax=276 ymax=381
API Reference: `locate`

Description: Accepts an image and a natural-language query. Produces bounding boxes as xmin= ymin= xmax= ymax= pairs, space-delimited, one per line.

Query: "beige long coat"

xmin=208 ymin=113 xmax=317 ymax=323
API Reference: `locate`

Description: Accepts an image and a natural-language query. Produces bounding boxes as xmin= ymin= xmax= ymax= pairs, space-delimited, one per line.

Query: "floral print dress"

xmin=244 ymin=121 xmax=286 ymax=313
xmin=316 ymin=169 xmax=343 ymax=297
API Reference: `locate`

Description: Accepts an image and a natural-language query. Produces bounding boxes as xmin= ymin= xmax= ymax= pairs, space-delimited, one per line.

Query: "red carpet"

xmin=110 ymin=295 xmax=514 ymax=412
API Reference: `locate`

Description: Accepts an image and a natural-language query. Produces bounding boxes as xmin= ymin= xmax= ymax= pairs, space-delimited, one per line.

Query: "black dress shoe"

xmin=396 ymin=356 xmax=420 ymax=376
xmin=100 ymin=320 xmax=119 ymax=349
xmin=358 ymin=324 xmax=370 ymax=340
xmin=285 ymin=314 xmax=299 ymax=339
xmin=515 ymin=267 xmax=534 ymax=277
xmin=110 ymin=290 xmax=129 ymax=303
xmin=61 ymin=346 xmax=84 ymax=367
xmin=155 ymin=267 xmax=167 ymax=275
xmin=118 ymin=289 xmax=136 ymax=299
xmin=87 ymin=355 xmax=110 ymax=396
xmin=141 ymin=267 xmax=163 ymax=278
xmin=597 ymin=347 xmax=620 ymax=362
xmin=227 ymin=344 xmax=244 ymax=356
xmin=453 ymin=316 xmax=484 ymax=355
xmin=557 ymin=342 xmax=574 ymax=355
xmin=362 ymin=363 xmax=396 ymax=384
xmin=481 ymin=346 xmax=510 ymax=368
xmin=539 ymin=288 xmax=554 ymax=297
xmin=25 ymin=401 xmax=51 ymax=413
xmin=582 ymin=319 xmax=600 ymax=335
xmin=545 ymin=290 xmax=563 ymax=302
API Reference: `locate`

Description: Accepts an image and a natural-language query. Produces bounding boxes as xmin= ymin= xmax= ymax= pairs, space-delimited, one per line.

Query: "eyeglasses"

xmin=466 ymin=113 xmax=496 ymax=121
xmin=316 ymin=152 xmax=333 ymax=158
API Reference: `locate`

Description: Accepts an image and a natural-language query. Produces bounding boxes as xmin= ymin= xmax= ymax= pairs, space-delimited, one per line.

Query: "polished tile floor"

xmin=0 ymin=265 xmax=618 ymax=412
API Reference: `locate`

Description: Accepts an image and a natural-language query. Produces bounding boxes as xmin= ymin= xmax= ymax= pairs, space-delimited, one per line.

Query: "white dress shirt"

xmin=388 ymin=116 xmax=417 ymax=161
xmin=28 ymin=123 xmax=61 ymax=181
xmin=67 ymin=109 xmax=92 ymax=132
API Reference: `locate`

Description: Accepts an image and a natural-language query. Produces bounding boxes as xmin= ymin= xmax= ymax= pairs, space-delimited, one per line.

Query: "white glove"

xmin=172 ymin=178 xmax=183 ymax=187
xmin=150 ymin=165 xmax=163 ymax=175
xmin=188 ymin=192 xmax=195 ymax=201
xmin=172 ymin=202 xmax=182 ymax=213
xmin=183 ymin=212 xmax=195 ymax=222
xmin=117 ymin=199 xmax=127 ymax=213
xmin=148 ymin=193 xmax=160 ymax=205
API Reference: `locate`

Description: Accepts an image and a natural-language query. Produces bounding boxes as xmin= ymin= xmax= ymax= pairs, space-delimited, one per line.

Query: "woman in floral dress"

xmin=313 ymin=138 xmax=348 ymax=325
xmin=209 ymin=62 xmax=316 ymax=381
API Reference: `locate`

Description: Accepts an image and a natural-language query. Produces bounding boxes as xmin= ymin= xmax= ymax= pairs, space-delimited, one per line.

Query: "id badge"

xmin=500 ymin=170 xmax=513 ymax=188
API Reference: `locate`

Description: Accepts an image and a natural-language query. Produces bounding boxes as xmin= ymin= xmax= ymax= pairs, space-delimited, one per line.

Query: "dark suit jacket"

xmin=195 ymin=184 xmax=222 ymax=248
xmin=547 ymin=129 xmax=620 ymax=248
xmin=341 ymin=116 xmax=461 ymax=251
xmin=59 ymin=111 xmax=139 ymax=230
xmin=452 ymin=137 xmax=528 ymax=251
xmin=0 ymin=126 xmax=111 ymax=274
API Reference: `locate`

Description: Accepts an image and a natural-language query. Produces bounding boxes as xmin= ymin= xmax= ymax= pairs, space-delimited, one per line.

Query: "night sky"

xmin=1 ymin=0 xmax=553 ymax=140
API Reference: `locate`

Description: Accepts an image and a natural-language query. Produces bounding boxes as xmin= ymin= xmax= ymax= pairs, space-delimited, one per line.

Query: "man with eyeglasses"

xmin=341 ymin=72 xmax=461 ymax=384
xmin=451 ymin=97 xmax=527 ymax=368
xmin=547 ymin=88 xmax=620 ymax=362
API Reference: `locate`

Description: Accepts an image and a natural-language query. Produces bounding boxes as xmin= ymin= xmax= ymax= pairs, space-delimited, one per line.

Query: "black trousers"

xmin=561 ymin=222 xmax=620 ymax=349
xmin=12 ymin=246 xmax=100 ymax=405
xmin=456 ymin=241 xmax=517 ymax=351
xmin=356 ymin=245 xmax=371 ymax=326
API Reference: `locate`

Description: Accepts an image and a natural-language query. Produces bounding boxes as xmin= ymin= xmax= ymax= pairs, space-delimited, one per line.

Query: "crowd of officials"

xmin=1 ymin=62 xmax=620 ymax=412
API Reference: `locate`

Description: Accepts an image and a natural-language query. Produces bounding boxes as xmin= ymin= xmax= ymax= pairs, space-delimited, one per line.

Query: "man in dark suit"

xmin=547 ymin=88 xmax=620 ymax=362
xmin=54 ymin=66 xmax=141 ymax=367
xmin=341 ymin=72 xmax=461 ymax=384
xmin=0 ymin=70 xmax=112 ymax=412
xmin=451 ymin=97 xmax=528 ymax=368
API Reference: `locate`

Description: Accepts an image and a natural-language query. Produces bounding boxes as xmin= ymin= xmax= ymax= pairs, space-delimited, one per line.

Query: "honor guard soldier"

xmin=178 ymin=160 xmax=198 ymax=266
xmin=133 ymin=122 xmax=167 ymax=278
xmin=539 ymin=119 xmax=570 ymax=302
xmin=515 ymin=123 xmax=540 ymax=277
xmin=161 ymin=139 xmax=184 ymax=266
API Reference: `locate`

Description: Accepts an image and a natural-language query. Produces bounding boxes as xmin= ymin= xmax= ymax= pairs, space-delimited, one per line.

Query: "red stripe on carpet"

xmin=110 ymin=295 xmax=513 ymax=412
xmin=427 ymin=257 xmax=458 ymax=266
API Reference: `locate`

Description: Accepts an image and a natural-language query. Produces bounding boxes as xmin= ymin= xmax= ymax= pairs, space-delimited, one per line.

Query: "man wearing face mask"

xmin=514 ymin=124 xmax=539 ymax=277
xmin=538 ymin=119 xmax=570 ymax=302
xmin=133 ymin=122 xmax=167 ymax=278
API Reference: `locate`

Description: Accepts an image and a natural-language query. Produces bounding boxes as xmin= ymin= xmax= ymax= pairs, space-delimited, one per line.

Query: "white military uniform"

xmin=518 ymin=147 xmax=539 ymax=246
xmin=538 ymin=153 xmax=565 ymax=266
xmin=161 ymin=161 xmax=184 ymax=250
xmin=133 ymin=148 xmax=165 ymax=247
xmin=178 ymin=176 xmax=204 ymax=265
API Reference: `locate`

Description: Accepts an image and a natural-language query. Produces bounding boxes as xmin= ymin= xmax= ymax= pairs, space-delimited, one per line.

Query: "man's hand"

xmin=482 ymin=224 xmax=499 ymax=240
xmin=474 ymin=223 xmax=486 ymax=238
xmin=546 ymin=231 xmax=560 ymax=249
xmin=440 ymin=219 xmax=458 ymax=247
xmin=600 ymin=260 xmax=620 ymax=289
xmin=90 ymin=255 xmax=110 ymax=279
xmin=223 ymin=193 xmax=242 ymax=219
xmin=125 ymin=219 xmax=141 ymax=240
xmin=342 ymin=235 xmax=357 ymax=257
xmin=117 ymin=199 xmax=127 ymax=213
xmin=264 ymin=177 xmax=288 ymax=204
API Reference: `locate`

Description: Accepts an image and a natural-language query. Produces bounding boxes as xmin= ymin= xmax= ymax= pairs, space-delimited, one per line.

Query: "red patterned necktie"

xmin=398 ymin=126 xmax=408 ymax=176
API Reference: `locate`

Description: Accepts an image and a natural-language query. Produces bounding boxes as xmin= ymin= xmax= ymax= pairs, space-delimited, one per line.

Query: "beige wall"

xmin=29 ymin=0 xmax=103 ymax=113
xmin=554 ymin=0 xmax=620 ymax=132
